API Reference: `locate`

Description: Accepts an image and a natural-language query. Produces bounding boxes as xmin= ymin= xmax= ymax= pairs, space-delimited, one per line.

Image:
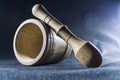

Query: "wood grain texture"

xmin=16 ymin=23 xmax=43 ymax=59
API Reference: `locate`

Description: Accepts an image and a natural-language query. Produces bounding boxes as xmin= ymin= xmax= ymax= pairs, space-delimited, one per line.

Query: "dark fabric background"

xmin=0 ymin=0 xmax=119 ymax=59
xmin=1 ymin=0 xmax=120 ymax=80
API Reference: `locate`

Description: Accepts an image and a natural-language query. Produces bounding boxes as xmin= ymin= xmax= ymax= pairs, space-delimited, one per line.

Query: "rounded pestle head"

xmin=75 ymin=42 xmax=102 ymax=68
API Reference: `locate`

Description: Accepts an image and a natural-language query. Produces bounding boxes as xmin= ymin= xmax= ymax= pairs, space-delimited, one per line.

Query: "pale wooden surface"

xmin=32 ymin=4 xmax=102 ymax=67
xmin=16 ymin=23 xmax=43 ymax=59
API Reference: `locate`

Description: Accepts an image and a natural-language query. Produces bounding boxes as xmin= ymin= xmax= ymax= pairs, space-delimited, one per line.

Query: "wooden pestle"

xmin=32 ymin=4 xmax=102 ymax=67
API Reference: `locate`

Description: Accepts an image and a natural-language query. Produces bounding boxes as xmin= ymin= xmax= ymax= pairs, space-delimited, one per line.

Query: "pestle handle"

xmin=32 ymin=4 xmax=74 ymax=42
xmin=32 ymin=4 xmax=63 ymax=33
